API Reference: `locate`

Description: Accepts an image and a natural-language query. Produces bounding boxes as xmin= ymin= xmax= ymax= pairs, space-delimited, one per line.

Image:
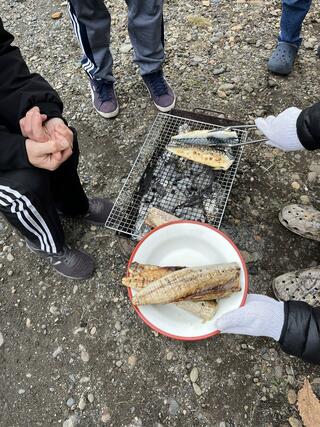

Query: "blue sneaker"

xmin=89 ymin=79 xmax=119 ymax=118
xmin=142 ymin=70 xmax=176 ymax=112
xmin=267 ymin=42 xmax=298 ymax=76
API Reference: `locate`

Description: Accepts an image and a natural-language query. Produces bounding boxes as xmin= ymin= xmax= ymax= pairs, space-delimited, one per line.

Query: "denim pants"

xmin=279 ymin=0 xmax=312 ymax=47
xmin=68 ymin=0 xmax=165 ymax=80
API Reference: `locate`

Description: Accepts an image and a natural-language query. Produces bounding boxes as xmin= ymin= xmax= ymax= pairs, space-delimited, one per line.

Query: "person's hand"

xmin=26 ymin=135 xmax=72 ymax=171
xmin=255 ymin=107 xmax=304 ymax=151
xmin=44 ymin=117 xmax=73 ymax=150
xmin=20 ymin=106 xmax=48 ymax=142
xmin=215 ymin=294 xmax=284 ymax=341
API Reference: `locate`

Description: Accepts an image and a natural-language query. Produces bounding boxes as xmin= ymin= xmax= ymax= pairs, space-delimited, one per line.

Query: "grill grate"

xmin=105 ymin=112 xmax=247 ymax=239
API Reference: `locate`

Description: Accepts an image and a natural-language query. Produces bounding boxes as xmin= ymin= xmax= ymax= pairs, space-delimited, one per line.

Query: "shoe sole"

xmin=26 ymin=241 xmax=95 ymax=280
xmin=278 ymin=210 xmax=320 ymax=242
xmin=143 ymin=80 xmax=176 ymax=112
xmin=90 ymin=85 xmax=120 ymax=119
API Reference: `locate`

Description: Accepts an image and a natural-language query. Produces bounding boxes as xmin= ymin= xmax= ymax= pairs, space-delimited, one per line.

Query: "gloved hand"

xmin=215 ymin=294 xmax=284 ymax=341
xmin=255 ymin=107 xmax=304 ymax=151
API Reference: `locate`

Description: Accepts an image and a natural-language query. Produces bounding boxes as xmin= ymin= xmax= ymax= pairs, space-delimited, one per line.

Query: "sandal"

xmin=273 ymin=267 xmax=320 ymax=306
xmin=267 ymin=42 xmax=298 ymax=76
xmin=279 ymin=204 xmax=320 ymax=242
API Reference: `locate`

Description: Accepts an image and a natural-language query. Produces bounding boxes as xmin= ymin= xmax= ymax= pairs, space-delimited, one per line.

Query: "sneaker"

xmin=89 ymin=79 xmax=119 ymax=118
xmin=26 ymin=240 xmax=95 ymax=280
xmin=273 ymin=267 xmax=320 ymax=307
xmin=142 ymin=70 xmax=176 ymax=112
xmin=267 ymin=42 xmax=298 ymax=76
xmin=279 ymin=204 xmax=320 ymax=242
xmin=83 ymin=197 xmax=114 ymax=226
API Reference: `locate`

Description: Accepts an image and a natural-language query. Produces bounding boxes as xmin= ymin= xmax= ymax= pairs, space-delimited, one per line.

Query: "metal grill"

xmin=105 ymin=111 xmax=248 ymax=239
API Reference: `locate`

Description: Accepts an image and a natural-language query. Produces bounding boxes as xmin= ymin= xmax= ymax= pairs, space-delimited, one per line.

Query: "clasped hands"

xmin=20 ymin=106 xmax=73 ymax=171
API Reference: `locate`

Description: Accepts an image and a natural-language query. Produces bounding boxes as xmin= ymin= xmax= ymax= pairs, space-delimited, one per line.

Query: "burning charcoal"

xmin=175 ymin=206 xmax=206 ymax=222
xmin=158 ymin=191 xmax=187 ymax=212
xmin=176 ymin=177 xmax=193 ymax=194
xmin=203 ymin=198 xmax=219 ymax=221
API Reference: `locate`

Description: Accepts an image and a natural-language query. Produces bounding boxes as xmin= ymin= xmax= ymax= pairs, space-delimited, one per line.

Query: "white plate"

xmin=127 ymin=221 xmax=249 ymax=341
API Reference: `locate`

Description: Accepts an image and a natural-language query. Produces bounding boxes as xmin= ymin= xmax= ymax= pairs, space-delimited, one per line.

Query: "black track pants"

xmin=0 ymin=135 xmax=89 ymax=254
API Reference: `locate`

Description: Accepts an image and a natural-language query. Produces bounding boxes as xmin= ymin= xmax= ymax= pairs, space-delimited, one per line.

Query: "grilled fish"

xmin=171 ymin=129 xmax=238 ymax=145
xmin=167 ymin=144 xmax=234 ymax=171
xmin=175 ymin=300 xmax=218 ymax=321
xmin=122 ymin=262 xmax=184 ymax=289
xmin=131 ymin=263 xmax=240 ymax=305
xmin=180 ymin=277 xmax=240 ymax=301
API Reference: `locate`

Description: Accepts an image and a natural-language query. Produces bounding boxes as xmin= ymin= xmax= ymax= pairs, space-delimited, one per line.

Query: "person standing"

xmin=67 ymin=0 xmax=176 ymax=118
xmin=268 ymin=0 xmax=313 ymax=75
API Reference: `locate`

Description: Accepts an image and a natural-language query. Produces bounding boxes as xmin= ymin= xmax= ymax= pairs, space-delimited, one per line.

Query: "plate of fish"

xmin=122 ymin=221 xmax=249 ymax=340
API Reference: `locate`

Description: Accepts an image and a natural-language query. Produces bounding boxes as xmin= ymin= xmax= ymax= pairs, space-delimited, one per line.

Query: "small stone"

xmin=52 ymin=346 xmax=63 ymax=358
xmin=80 ymin=376 xmax=90 ymax=383
xmin=80 ymin=345 xmax=90 ymax=362
xmin=268 ymin=79 xmax=277 ymax=88
xmin=217 ymin=90 xmax=227 ymax=98
xmin=87 ymin=393 xmax=94 ymax=403
xmin=115 ymin=321 xmax=121 ymax=331
xmin=101 ymin=407 xmax=111 ymax=424
xmin=63 ymin=415 xmax=77 ymax=427
xmin=190 ymin=367 xmax=199 ymax=383
xmin=0 ymin=332 xmax=4 ymax=347
xmin=218 ymin=83 xmax=234 ymax=92
xmin=7 ymin=253 xmax=14 ymax=262
xmin=166 ymin=352 xmax=173 ymax=361
xmin=274 ymin=365 xmax=283 ymax=379
xmin=300 ymin=195 xmax=310 ymax=204
xmin=18 ymin=389 xmax=25 ymax=395
xmin=120 ymin=43 xmax=132 ymax=53
xmin=192 ymin=383 xmax=202 ymax=396
xmin=90 ymin=326 xmax=97 ymax=335
xmin=78 ymin=396 xmax=86 ymax=411
xmin=51 ymin=11 xmax=63 ymax=19
xmin=287 ymin=389 xmax=297 ymax=405
xmin=66 ymin=398 xmax=75 ymax=408
xmin=308 ymin=171 xmax=318 ymax=183
xmin=128 ymin=355 xmax=137 ymax=368
xmin=26 ymin=318 xmax=31 ymax=328
xmin=212 ymin=67 xmax=226 ymax=75
xmin=116 ymin=360 xmax=122 ymax=368
xmin=50 ymin=305 xmax=60 ymax=315
xmin=288 ymin=417 xmax=302 ymax=427
xmin=168 ymin=398 xmax=179 ymax=416
xmin=261 ymin=396 xmax=267 ymax=402
xmin=291 ymin=181 xmax=300 ymax=190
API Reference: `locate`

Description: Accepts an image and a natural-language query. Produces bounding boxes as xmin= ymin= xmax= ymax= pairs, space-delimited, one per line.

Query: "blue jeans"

xmin=279 ymin=0 xmax=312 ymax=47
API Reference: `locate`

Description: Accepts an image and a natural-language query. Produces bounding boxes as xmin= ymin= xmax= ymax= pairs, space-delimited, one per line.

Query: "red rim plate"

xmin=127 ymin=220 xmax=249 ymax=341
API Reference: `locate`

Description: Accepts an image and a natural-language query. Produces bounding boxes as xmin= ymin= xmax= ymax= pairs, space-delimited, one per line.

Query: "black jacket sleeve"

xmin=0 ymin=18 xmax=65 ymax=170
xmin=297 ymin=102 xmax=320 ymax=151
xmin=279 ymin=301 xmax=320 ymax=365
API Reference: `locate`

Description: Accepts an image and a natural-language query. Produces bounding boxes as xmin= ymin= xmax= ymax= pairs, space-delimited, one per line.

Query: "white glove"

xmin=255 ymin=107 xmax=304 ymax=151
xmin=215 ymin=294 xmax=284 ymax=341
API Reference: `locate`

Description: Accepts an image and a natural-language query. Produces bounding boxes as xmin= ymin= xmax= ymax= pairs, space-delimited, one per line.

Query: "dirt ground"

xmin=1 ymin=0 xmax=320 ymax=426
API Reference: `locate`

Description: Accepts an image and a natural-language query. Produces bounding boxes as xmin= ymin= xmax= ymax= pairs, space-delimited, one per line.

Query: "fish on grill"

xmin=131 ymin=262 xmax=240 ymax=305
xmin=167 ymin=144 xmax=235 ymax=171
xmin=171 ymin=129 xmax=238 ymax=145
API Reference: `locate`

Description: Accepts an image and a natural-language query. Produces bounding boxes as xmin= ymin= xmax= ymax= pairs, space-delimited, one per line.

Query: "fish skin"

xmin=180 ymin=276 xmax=240 ymax=301
xmin=122 ymin=263 xmax=184 ymax=289
xmin=175 ymin=300 xmax=218 ymax=321
xmin=167 ymin=144 xmax=234 ymax=171
xmin=172 ymin=129 xmax=238 ymax=142
xmin=131 ymin=263 xmax=240 ymax=305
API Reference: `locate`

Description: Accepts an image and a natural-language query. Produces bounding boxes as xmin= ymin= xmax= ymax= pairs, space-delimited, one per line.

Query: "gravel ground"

xmin=1 ymin=1 xmax=320 ymax=426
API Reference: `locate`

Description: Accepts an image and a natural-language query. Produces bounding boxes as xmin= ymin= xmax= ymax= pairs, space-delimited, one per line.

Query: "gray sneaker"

xmin=84 ymin=197 xmax=114 ymax=226
xmin=142 ymin=70 xmax=176 ymax=112
xmin=267 ymin=42 xmax=298 ymax=76
xmin=26 ymin=240 xmax=95 ymax=280
xmin=90 ymin=79 xmax=119 ymax=118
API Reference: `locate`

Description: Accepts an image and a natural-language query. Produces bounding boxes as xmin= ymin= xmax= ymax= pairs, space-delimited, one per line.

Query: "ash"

xmin=134 ymin=150 xmax=225 ymax=237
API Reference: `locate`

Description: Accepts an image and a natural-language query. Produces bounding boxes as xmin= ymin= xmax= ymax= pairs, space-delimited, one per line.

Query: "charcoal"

xmin=175 ymin=207 xmax=206 ymax=222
